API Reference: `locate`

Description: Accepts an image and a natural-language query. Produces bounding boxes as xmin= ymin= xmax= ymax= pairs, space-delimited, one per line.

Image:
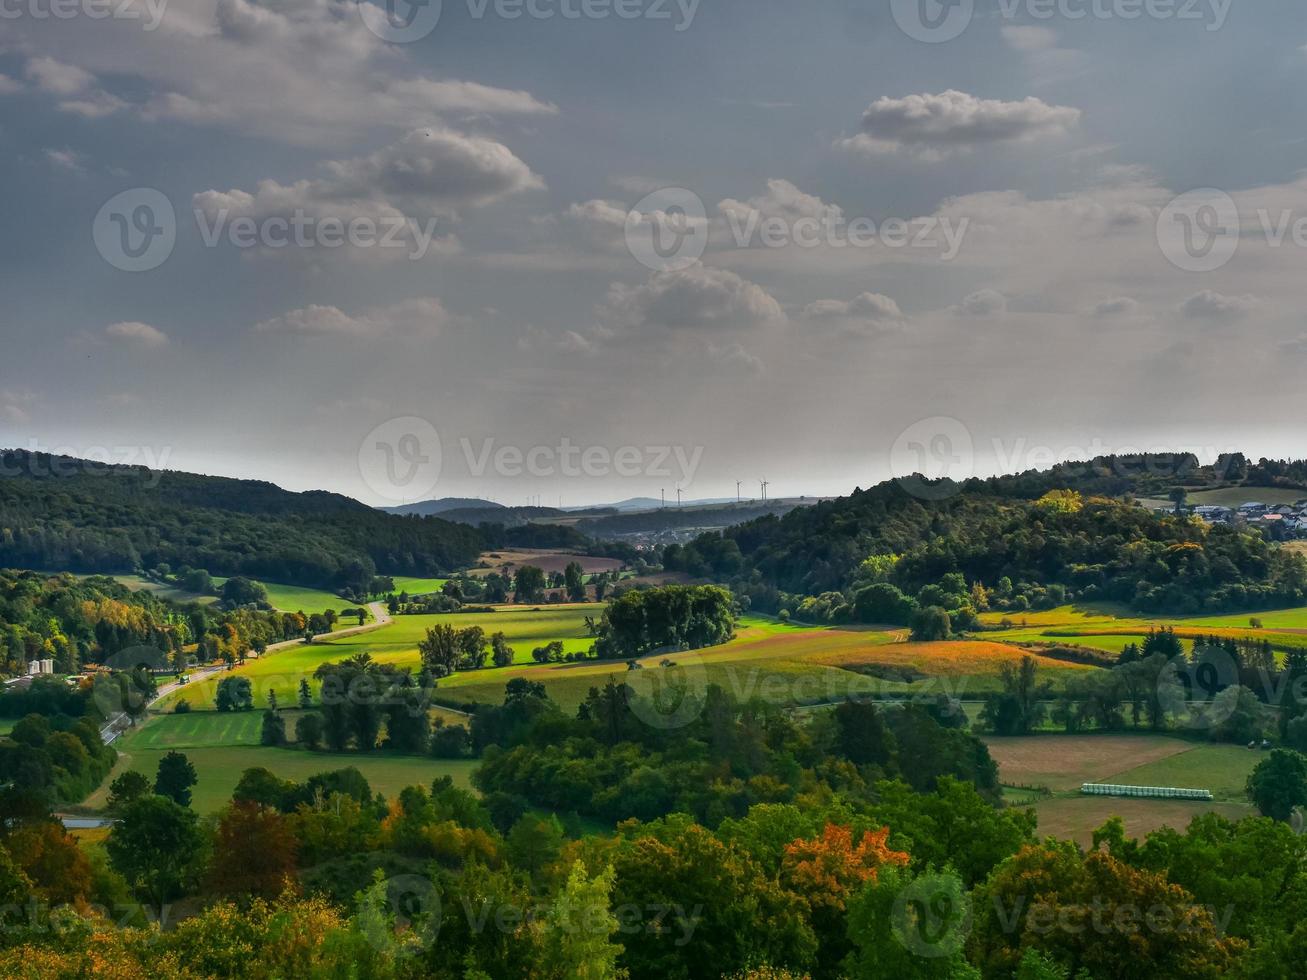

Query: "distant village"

xmin=1147 ymin=498 xmax=1307 ymax=538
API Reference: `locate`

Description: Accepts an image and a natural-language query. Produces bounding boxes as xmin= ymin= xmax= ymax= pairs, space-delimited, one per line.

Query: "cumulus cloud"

xmin=601 ymin=263 xmax=784 ymax=332
xmin=256 ymin=298 xmax=450 ymax=338
xmin=24 ymin=56 xmax=126 ymax=117
xmin=193 ymin=128 xmax=542 ymax=259
xmin=45 ymin=149 xmax=86 ymax=174
xmin=719 ymin=179 xmax=842 ymax=226
xmin=13 ymin=0 xmax=556 ymax=145
xmin=1093 ymin=296 xmax=1141 ymax=318
xmin=1180 ymin=290 xmax=1258 ymax=322
xmin=0 ymin=74 xmax=21 ymax=95
xmin=843 ymin=90 xmax=1080 ymax=159
xmin=955 ymin=289 xmax=1008 ymax=317
xmin=802 ymin=292 xmax=904 ymax=334
xmin=105 ymin=321 xmax=169 ymax=348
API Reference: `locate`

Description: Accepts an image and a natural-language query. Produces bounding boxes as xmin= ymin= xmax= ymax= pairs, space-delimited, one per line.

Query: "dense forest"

xmin=2 ymin=679 xmax=1306 ymax=977
xmin=0 ymin=450 xmax=485 ymax=588
xmin=666 ymin=456 xmax=1307 ymax=616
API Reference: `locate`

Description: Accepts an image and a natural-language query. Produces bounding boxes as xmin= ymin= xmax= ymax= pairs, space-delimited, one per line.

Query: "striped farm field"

xmin=154 ymin=605 xmax=604 ymax=710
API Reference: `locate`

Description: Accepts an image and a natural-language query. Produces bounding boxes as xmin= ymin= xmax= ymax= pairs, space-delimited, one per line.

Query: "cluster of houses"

xmin=1187 ymin=500 xmax=1307 ymax=534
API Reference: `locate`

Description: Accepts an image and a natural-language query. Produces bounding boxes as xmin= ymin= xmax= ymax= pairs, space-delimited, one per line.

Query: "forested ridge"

xmin=666 ymin=454 xmax=1307 ymax=614
xmin=0 ymin=450 xmax=485 ymax=588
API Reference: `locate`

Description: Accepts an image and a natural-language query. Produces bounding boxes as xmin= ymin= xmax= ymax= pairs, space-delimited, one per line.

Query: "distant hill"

xmin=591 ymin=496 xmax=741 ymax=513
xmin=665 ymin=453 xmax=1307 ymax=615
xmin=0 ymin=450 xmax=484 ymax=590
xmin=381 ymin=497 xmax=507 ymax=517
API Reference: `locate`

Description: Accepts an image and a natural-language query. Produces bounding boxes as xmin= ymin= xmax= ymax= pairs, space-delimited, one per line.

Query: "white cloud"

xmin=1180 ymin=290 xmax=1258 ymax=321
xmin=256 ymin=298 xmax=450 ymax=338
xmin=197 ymin=128 xmax=541 ymax=223
xmin=45 ymin=148 xmax=86 ymax=173
xmin=843 ymin=90 xmax=1080 ymax=159
xmin=25 ymin=57 xmax=125 ymax=117
xmin=0 ymin=74 xmax=22 ymax=96
xmin=802 ymin=292 xmax=904 ymax=334
xmin=105 ymin=321 xmax=169 ymax=348
xmin=12 ymin=0 xmax=556 ymax=145
xmin=601 ymin=263 xmax=784 ymax=331
xmin=956 ymin=289 xmax=1008 ymax=317
xmin=1093 ymin=296 xmax=1140 ymax=318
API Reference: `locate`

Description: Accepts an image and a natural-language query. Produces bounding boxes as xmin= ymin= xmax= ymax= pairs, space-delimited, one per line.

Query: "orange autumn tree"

xmin=781 ymin=824 xmax=910 ymax=976
xmin=781 ymin=824 xmax=909 ymax=911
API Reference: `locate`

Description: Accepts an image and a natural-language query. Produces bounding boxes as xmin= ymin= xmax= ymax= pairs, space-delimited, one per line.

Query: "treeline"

xmin=0 ymin=450 xmax=484 ymax=589
xmin=668 ymin=485 xmax=1307 ymax=616
xmin=8 ymin=675 xmax=1307 ymax=975
xmin=473 ymin=678 xmax=998 ymax=825
xmin=0 ymin=570 xmax=187 ymax=676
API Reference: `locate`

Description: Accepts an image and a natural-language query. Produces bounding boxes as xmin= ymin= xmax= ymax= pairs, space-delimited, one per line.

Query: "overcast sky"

xmin=2 ymin=0 xmax=1306 ymax=506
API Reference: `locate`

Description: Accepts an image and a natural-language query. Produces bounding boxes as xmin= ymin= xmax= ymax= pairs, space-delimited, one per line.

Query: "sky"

xmin=2 ymin=0 xmax=1307 ymax=507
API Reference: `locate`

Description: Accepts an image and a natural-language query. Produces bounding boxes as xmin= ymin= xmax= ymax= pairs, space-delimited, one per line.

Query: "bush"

xmin=173 ymin=699 xmax=191 ymax=714
xmin=295 ymin=713 xmax=324 ymax=751
xmin=910 ymin=605 xmax=952 ymax=641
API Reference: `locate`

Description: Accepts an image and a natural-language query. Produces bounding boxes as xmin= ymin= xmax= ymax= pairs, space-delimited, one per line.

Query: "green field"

xmin=152 ymin=605 xmax=1093 ymax=717
xmin=87 ymin=710 xmax=479 ymax=814
xmin=257 ymin=582 xmax=364 ymax=617
xmin=155 ymin=605 xmax=604 ymax=710
xmin=388 ymin=576 xmax=449 ymax=596
xmin=86 ymin=745 xmax=478 ymax=815
xmin=980 ymin=602 xmax=1307 ymax=659
xmin=1185 ymin=486 xmax=1307 ymax=507
xmin=112 ymin=573 xmax=360 ymax=617
xmin=988 ymin=733 xmax=1263 ymax=845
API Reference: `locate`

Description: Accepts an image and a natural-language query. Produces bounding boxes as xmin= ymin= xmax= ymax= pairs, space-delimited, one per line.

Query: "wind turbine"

xmin=676 ymin=487 xmax=683 ymax=509
xmin=736 ymin=481 xmax=742 ymax=504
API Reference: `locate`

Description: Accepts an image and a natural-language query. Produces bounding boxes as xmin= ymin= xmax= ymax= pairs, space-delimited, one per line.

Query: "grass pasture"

xmin=154 ymin=605 xmax=605 ymax=710
xmin=388 ymin=576 xmax=449 ymax=596
xmin=988 ymin=733 xmax=1263 ymax=846
xmin=86 ymin=744 xmax=478 ymax=815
